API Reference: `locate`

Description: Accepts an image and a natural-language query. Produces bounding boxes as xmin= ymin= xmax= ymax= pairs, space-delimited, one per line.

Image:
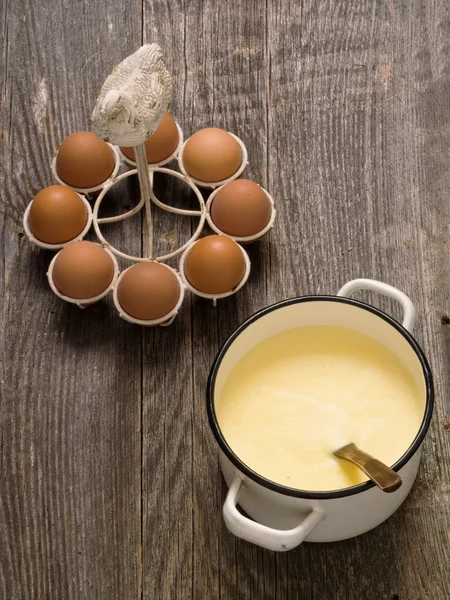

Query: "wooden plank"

xmin=141 ymin=0 xmax=277 ymax=598
xmin=0 ymin=1 xmax=143 ymax=599
xmin=266 ymin=0 xmax=450 ymax=598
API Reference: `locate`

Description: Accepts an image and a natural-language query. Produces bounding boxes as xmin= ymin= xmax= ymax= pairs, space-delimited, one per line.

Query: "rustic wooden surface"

xmin=1 ymin=0 xmax=450 ymax=598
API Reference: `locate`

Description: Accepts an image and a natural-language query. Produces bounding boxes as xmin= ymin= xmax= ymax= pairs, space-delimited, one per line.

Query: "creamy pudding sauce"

xmin=217 ymin=326 xmax=423 ymax=491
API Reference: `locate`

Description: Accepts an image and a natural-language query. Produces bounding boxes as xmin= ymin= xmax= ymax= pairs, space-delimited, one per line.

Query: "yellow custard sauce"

xmin=216 ymin=326 xmax=423 ymax=491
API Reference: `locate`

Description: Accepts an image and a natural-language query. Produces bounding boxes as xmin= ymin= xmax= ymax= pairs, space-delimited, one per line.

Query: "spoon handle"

xmin=334 ymin=443 xmax=402 ymax=493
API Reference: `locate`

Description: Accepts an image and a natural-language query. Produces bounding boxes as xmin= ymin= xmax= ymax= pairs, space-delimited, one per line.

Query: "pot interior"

xmin=210 ymin=297 xmax=432 ymax=494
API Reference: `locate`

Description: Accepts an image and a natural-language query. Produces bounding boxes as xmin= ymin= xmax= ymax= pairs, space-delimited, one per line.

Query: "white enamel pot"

xmin=207 ymin=279 xmax=434 ymax=551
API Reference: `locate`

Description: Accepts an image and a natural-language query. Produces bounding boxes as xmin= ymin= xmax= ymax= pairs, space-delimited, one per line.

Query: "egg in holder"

xmin=118 ymin=113 xmax=184 ymax=169
xmin=48 ymin=242 xmax=119 ymax=308
xmin=23 ymin=44 xmax=276 ymax=327
xmin=206 ymin=181 xmax=276 ymax=243
xmin=179 ymin=236 xmax=251 ymax=304
xmin=178 ymin=129 xmax=248 ymax=189
xmin=23 ymin=186 xmax=93 ymax=250
xmin=51 ymin=133 xmax=121 ymax=195
xmin=113 ymin=262 xmax=185 ymax=326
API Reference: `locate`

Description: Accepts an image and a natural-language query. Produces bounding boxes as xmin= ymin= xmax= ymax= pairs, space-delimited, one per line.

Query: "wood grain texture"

xmin=0 ymin=1 xmax=144 ymax=599
xmin=1 ymin=0 xmax=450 ymax=599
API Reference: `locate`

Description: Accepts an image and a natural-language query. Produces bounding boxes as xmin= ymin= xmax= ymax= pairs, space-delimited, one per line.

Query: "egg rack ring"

xmin=92 ymin=167 xmax=206 ymax=263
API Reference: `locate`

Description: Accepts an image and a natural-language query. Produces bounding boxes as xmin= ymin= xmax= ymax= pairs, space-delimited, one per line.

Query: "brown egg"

xmin=211 ymin=179 xmax=272 ymax=237
xmin=182 ymin=128 xmax=242 ymax=183
xmin=29 ymin=185 xmax=88 ymax=244
xmin=120 ymin=113 xmax=179 ymax=164
xmin=52 ymin=241 xmax=115 ymax=299
xmin=117 ymin=262 xmax=181 ymax=320
xmin=56 ymin=131 xmax=115 ymax=188
xmin=184 ymin=235 xmax=246 ymax=294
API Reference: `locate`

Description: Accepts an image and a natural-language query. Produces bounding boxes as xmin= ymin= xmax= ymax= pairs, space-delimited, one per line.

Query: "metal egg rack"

xmin=23 ymin=45 xmax=276 ymax=327
xmin=23 ymin=122 xmax=275 ymax=326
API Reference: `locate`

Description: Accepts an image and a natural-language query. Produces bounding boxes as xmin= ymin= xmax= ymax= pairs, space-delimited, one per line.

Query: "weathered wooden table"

xmin=2 ymin=1 xmax=450 ymax=598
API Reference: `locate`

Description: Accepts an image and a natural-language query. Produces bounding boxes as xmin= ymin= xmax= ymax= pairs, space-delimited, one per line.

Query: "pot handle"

xmin=223 ymin=474 xmax=325 ymax=551
xmin=337 ymin=278 xmax=415 ymax=332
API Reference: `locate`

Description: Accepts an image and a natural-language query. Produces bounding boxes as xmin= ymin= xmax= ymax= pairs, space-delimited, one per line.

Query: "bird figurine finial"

xmin=91 ymin=44 xmax=172 ymax=147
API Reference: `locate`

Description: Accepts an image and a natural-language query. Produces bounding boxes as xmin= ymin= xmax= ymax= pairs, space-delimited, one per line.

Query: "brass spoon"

xmin=333 ymin=442 xmax=402 ymax=493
